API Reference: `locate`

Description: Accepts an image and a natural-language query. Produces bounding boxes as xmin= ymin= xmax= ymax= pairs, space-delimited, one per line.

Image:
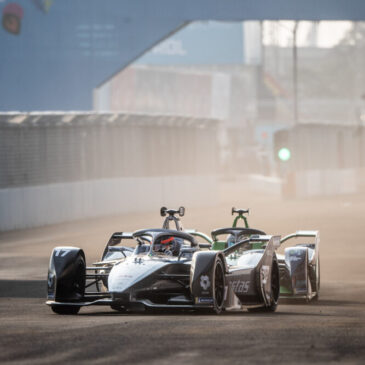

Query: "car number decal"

xmin=54 ymin=249 xmax=71 ymax=257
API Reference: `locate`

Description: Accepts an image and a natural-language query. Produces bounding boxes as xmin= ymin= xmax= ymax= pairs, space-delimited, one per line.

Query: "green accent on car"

xmin=251 ymin=242 xmax=264 ymax=250
xmin=212 ymin=241 xmax=226 ymax=250
xmin=212 ymin=209 xmax=253 ymax=250
xmin=232 ymin=214 xmax=249 ymax=228
xmin=280 ymin=286 xmax=292 ymax=294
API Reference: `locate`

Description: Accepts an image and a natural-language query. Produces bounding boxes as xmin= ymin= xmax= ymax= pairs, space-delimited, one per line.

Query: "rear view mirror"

xmin=273 ymin=236 xmax=281 ymax=249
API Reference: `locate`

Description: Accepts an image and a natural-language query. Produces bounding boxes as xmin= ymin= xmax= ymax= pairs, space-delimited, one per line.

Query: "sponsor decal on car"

xmin=231 ymin=280 xmax=250 ymax=294
xmin=54 ymin=248 xmax=71 ymax=257
xmin=200 ymin=275 xmax=211 ymax=291
xmin=198 ymin=297 xmax=214 ymax=304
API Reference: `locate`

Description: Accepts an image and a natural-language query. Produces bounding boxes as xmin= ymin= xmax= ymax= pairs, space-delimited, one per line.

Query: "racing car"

xmin=210 ymin=208 xmax=320 ymax=302
xmin=46 ymin=207 xmax=280 ymax=314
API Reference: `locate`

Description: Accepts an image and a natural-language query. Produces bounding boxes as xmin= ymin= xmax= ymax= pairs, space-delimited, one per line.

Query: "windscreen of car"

xmin=134 ymin=236 xmax=152 ymax=255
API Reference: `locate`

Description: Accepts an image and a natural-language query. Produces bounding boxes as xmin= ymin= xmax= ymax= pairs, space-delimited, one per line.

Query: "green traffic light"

xmin=278 ymin=147 xmax=291 ymax=161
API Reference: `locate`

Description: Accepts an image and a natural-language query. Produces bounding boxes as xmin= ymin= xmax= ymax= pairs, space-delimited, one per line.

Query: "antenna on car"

xmin=160 ymin=206 xmax=185 ymax=231
xmin=231 ymin=207 xmax=250 ymax=228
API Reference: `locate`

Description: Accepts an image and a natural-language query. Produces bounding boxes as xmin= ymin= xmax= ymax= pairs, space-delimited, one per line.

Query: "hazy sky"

xmin=263 ymin=21 xmax=353 ymax=48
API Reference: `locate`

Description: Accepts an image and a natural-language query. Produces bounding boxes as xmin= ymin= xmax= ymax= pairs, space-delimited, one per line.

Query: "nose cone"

xmin=108 ymin=257 xmax=165 ymax=293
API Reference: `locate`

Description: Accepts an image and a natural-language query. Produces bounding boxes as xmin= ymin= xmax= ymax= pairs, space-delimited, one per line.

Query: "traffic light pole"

xmin=293 ymin=22 xmax=299 ymax=125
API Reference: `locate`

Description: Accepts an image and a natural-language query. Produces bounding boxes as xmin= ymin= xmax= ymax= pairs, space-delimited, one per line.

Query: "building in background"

xmin=94 ymin=21 xmax=264 ymax=175
xmin=95 ymin=21 xmax=262 ymax=123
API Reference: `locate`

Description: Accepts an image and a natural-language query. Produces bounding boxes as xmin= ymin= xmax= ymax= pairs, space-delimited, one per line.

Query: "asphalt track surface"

xmin=1 ymin=193 xmax=365 ymax=364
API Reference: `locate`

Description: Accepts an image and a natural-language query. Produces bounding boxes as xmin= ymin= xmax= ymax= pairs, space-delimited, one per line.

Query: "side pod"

xmin=47 ymin=246 xmax=86 ymax=302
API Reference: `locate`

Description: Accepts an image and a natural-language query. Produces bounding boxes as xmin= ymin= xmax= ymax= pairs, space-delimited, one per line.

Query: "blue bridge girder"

xmin=1 ymin=0 xmax=365 ymax=110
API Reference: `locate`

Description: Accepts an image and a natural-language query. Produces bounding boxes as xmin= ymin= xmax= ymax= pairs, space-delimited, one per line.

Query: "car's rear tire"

xmin=51 ymin=305 xmax=80 ymax=315
xmin=307 ymin=254 xmax=320 ymax=302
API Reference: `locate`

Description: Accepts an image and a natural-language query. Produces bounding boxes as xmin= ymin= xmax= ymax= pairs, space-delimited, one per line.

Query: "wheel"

xmin=312 ymin=257 xmax=320 ymax=301
xmin=248 ymin=256 xmax=279 ymax=313
xmin=73 ymin=255 xmax=86 ymax=299
xmin=212 ymin=257 xmax=225 ymax=314
xmin=49 ymin=254 xmax=85 ymax=314
xmin=51 ymin=305 xmax=80 ymax=315
xmin=316 ymin=257 xmax=320 ymax=291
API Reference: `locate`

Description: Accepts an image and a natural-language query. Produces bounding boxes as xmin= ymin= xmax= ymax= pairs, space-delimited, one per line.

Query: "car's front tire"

xmin=212 ymin=257 xmax=225 ymax=314
xmin=51 ymin=305 xmax=80 ymax=315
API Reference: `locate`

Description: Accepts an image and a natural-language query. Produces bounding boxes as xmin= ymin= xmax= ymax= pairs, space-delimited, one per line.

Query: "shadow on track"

xmin=3 ymin=280 xmax=363 ymax=311
xmin=76 ymin=308 xmax=334 ymax=318
xmin=0 ymin=280 xmax=45 ymax=298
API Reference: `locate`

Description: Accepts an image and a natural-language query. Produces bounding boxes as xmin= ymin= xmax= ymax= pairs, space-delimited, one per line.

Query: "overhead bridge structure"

xmin=1 ymin=0 xmax=365 ymax=110
xmin=104 ymin=0 xmax=365 ymax=78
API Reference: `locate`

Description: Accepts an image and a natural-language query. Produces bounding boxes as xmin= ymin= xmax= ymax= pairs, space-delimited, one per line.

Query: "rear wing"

xmin=280 ymin=230 xmax=320 ymax=262
xmin=102 ymin=232 xmax=136 ymax=261
xmin=110 ymin=232 xmax=134 ymax=240
xmin=105 ymin=231 xmax=135 ymax=247
xmin=280 ymin=230 xmax=319 ymax=244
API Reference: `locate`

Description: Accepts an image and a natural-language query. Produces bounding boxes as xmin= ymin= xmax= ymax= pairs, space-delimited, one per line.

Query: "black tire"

xmin=212 ymin=257 xmax=225 ymax=314
xmin=50 ymin=254 xmax=85 ymax=314
xmin=51 ymin=305 xmax=80 ymax=315
xmin=312 ymin=257 xmax=320 ymax=301
xmin=73 ymin=255 xmax=86 ymax=299
xmin=316 ymin=257 xmax=320 ymax=291
xmin=248 ymin=257 xmax=280 ymax=313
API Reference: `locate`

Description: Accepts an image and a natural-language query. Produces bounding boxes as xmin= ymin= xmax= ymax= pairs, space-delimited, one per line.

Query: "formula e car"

xmin=211 ymin=208 xmax=320 ymax=302
xmin=46 ymin=208 xmax=280 ymax=314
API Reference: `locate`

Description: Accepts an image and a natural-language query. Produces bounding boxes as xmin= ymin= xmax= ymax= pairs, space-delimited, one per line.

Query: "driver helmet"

xmin=227 ymin=234 xmax=236 ymax=248
xmin=154 ymin=236 xmax=182 ymax=256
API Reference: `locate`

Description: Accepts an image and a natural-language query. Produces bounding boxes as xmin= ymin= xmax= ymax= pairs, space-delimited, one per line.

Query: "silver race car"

xmin=211 ymin=208 xmax=320 ymax=302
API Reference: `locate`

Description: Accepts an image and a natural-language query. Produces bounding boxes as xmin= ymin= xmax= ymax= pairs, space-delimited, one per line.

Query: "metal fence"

xmin=0 ymin=113 xmax=218 ymax=189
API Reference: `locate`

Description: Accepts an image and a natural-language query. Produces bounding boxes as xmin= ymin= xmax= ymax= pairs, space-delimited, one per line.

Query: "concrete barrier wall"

xmin=0 ymin=112 xmax=219 ymax=231
xmin=0 ymin=175 xmax=217 ymax=231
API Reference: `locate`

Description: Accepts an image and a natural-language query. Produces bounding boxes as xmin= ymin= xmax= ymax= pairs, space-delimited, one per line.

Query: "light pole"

xmin=275 ymin=21 xmax=300 ymax=125
xmin=293 ymin=22 xmax=299 ymax=125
